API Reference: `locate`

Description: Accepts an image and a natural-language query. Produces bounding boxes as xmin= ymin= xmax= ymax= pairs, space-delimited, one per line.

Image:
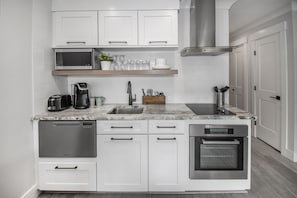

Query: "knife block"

xmin=142 ymin=96 xmax=166 ymax=104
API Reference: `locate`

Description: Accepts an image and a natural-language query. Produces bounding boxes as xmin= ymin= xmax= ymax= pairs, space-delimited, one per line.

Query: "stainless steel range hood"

xmin=181 ymin=0 xmax=232 ymax=56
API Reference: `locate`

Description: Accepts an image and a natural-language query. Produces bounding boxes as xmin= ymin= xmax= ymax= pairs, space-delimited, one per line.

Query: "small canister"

xmin=96 ymin=96 xmax=106 ymax=106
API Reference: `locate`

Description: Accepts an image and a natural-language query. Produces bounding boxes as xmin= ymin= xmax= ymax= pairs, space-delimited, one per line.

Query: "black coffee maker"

xmin=73 ymin=83 xmax=90 ymax=109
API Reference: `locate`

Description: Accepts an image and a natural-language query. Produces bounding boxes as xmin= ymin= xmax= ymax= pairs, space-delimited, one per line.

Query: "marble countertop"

xmin=33 ymin=104 xmax=255 ymax=121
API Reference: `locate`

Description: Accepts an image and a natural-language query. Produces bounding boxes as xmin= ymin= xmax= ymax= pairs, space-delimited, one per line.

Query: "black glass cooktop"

xmin=186 ymin=104 xmax=236 ymax=116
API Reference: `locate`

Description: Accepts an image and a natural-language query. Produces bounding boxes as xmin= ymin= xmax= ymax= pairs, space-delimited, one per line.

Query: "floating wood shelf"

xmin=52 ymin=69 xmax=178 ymax=76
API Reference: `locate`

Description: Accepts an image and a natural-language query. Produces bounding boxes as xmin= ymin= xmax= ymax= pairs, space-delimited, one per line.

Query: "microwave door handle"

xmin=202 ymin=139 xmax=240 ymax=145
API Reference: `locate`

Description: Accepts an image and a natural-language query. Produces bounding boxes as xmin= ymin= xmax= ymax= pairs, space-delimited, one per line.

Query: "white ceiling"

xmin=229 ymin=0 xmax=292 ymax=33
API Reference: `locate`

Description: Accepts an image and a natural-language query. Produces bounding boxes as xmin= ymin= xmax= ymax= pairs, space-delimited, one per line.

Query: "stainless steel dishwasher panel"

xmin=39 ymin=121 xmax=96 ymax=157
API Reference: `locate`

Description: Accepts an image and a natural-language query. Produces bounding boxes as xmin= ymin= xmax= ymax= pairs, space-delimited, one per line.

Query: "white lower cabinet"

xmin=97 ymin=135 xmax=148 ymax=191
xmin=38 ymin=162 xmax=96 ymax=191
xmin=149 ymin=135 xmax=185 ymax=191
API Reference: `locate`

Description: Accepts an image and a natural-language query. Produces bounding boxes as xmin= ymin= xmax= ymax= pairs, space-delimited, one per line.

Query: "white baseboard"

xmin=282 ymin=149 xmax=295 ymax=162
xmin=294 ymin=153 xmax=297 ymax=162
xmin=21 ymin=184 xmax=39 ymax=198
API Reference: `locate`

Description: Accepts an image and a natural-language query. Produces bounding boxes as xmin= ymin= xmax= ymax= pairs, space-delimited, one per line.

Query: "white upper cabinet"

xmin=98 ymin=11 xmax=138 ymax=46
xmin=138 ymin=11 xmax=178 ymax=46
xmin=53 ymin=11 xmax=98 ymax=46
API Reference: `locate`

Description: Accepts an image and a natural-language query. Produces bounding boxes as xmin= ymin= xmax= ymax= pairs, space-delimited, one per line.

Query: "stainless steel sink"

xmin=108 ymin=106 xmax=144 ymax=114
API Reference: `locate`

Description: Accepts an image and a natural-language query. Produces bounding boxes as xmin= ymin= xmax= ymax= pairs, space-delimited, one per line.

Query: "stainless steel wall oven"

xmin=190 ymin=124 xmax=248 ymax=179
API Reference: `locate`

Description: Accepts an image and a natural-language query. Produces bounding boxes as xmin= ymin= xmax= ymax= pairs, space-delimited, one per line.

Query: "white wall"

xmin=68 ymin=6 xmax=230 ymax=104
xmin=0 ymin=0 xmax=36 ymax=198
xmin=230 ymin=0 xmax=292 ymax=33
xmin=292 ymin=0 xmax=297 ymax=161
xmin=32 ymin=0 xmax=68 ymax=114
xmin=52 ymin=0 xmax=179 ymax=11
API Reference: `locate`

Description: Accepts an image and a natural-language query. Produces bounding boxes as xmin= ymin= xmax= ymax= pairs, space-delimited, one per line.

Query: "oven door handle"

xmin=202 ymin=139 xmax=240 ymax=145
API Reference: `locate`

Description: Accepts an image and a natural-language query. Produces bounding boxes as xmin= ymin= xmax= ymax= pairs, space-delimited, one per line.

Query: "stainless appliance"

xmin=47 ymin=94 xmax=72 ymax=111
xmin=181 ymin=0 xmax=232 ymax=56
xmin=54 ymin=48 xmax=96 ymax=70
xmin=189 ymin=124 xmax=248 ymax=179
xmin=73 ymin=83 xmax=90 ymax=109
xmin=39 ymin=121 xmax=96 ymax=157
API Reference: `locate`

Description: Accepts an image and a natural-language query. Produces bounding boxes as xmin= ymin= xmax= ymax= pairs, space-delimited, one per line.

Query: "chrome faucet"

xmin=127 ymin=81 xmax=136 ymax=106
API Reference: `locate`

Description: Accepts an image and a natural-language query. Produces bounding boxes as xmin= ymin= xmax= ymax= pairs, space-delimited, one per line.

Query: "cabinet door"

xmin=139 ymin=11 xmax=178 ymax=46
xmin=53 ymin=11 xmax=98 ymax=46
xmin=149 ymin=135 xmax=184 ymax=191
xmin=39 ymin=162 xmax=96 ymax=191
xmin=98 ymin=11 xmax=138 ymax=46
xmin=97 ymin=135 xmax=148 ymax=191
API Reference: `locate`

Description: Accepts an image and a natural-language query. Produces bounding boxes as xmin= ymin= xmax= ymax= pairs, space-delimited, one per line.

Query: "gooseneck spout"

xmin=127 ymin=81 xmax=136 ymax=106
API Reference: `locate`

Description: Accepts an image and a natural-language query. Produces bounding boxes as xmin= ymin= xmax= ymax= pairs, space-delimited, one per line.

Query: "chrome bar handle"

xmin=111 ymin=138 xmax=133 ymax=141
xmin=157 ymin=137 xmax=176 ymax=141
xmin=108 ymin=41 xmax=128 ymax=44
xmin=55 ymin=166 xmax=78 ymax=170
xmin=66 ymin=41 xmax=86 ymax=45
xmin=110 ymin=126 xmax=133 ymax=129
xmin=202 ymin=139 xmax=240 ymax=145
xmin=156 ymin=126 xmax=176 ymax=129
xmin=149 ymin=41 xmax=168 ymax=44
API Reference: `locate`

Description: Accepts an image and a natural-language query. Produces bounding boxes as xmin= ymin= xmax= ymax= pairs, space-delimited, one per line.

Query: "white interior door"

xmin=230 ymin=45 xmax=245 ymax=110
xmin=254 ymin=33 xmax=281 ymax=150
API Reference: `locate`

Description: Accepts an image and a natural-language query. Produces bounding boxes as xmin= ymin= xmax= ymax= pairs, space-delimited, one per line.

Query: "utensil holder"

xmin=142 ymin=96 xmax=165 ymax=104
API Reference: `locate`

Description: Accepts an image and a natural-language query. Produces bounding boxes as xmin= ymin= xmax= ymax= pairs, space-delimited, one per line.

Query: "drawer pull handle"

xmin=55 ymin=166 xmax=78 ymax=170
xmin=111 ymin=138 xmax=133 ymax=141
xmin=111 ymin=126 xmax=133 ymax=129
xmin=149 ymin=41 xmax=168 ymax=44
xmin=108 ymin=41 xmax=128 ymax=44
xmin=157 ymin=137 xmax=176 ymax=141
xmin=157 ymin=126 xmax=176 ymax=129
xmin=66 ymin=41 xmax=86 ymax=45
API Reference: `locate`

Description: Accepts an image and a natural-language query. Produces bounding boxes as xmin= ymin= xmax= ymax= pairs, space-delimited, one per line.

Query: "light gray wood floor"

xmin=39 ymin=137 xmax=297 ymax=198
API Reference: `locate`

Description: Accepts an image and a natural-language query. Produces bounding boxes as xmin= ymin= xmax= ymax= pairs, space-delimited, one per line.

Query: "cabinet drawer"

xmin=149 ymin=120 xmax=184 ymax=134
xmin=38 ymin=162 xmax=96 ymax=191
xmin=97 ymin=121 xmax=147 ymax=134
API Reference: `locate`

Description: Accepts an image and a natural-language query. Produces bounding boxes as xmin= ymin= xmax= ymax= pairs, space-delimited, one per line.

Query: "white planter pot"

xmin=101 ymin=61 xmax=111 ymax=70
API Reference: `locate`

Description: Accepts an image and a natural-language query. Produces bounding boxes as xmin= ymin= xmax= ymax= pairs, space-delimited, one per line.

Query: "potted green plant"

xmin=98 ymin=53 xmax=113 ymax=70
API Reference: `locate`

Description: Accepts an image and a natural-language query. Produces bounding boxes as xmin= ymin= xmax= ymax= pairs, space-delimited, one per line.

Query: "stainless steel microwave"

xmin=54 ymin=49 xmax=96 ymax=70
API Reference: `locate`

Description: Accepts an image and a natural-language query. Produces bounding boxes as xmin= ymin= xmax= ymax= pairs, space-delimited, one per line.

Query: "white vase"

xmin=101 ymin=61 xmax=111 ymax=70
